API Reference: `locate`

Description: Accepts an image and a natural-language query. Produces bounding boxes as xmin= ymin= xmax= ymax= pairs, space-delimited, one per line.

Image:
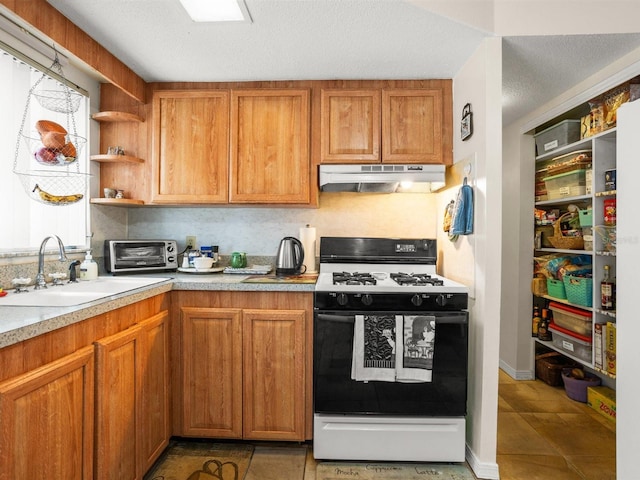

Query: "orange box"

xmin=587 ymin=386 xmax=616 ymax=423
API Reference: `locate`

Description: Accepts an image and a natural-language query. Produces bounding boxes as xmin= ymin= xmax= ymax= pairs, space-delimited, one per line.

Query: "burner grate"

xmin=390 ymin=273 xmax=444 ymax=287
xmin=333 ymin=272 xmax=377 ymax=286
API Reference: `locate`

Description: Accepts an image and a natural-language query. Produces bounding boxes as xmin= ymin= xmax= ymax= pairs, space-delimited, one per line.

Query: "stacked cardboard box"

xmin=593 ymin=322 xmax=616 ymax=375
xmin=587 ymin=386 xmax=616 ymax=423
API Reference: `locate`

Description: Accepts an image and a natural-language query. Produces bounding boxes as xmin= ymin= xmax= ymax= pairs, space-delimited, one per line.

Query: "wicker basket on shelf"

xmin=548 ymin=212 xmax=584 ymax=250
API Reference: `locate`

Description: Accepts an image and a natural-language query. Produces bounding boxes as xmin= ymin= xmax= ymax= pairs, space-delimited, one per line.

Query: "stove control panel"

xmin=315 ymin=291 xmax=468 ymax=311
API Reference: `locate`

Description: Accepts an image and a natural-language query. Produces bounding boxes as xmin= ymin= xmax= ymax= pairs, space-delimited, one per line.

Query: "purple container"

xmin=561 ymin=368 xmax=601 ymax=402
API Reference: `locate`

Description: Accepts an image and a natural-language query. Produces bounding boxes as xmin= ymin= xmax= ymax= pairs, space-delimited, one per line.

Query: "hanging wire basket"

xmin=12 ymin=52 xmax=90 ymax=205
xmin=14 ymin=169 xmax=89 ymax=206
xmin=21 ymin=131 xmax=86 ymax=166
xmin=33 ymin=89 xmax=82 ymax=114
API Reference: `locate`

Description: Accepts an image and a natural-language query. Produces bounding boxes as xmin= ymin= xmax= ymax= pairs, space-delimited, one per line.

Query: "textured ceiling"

xmin=46 ymin=0 xmax=640 ymax=124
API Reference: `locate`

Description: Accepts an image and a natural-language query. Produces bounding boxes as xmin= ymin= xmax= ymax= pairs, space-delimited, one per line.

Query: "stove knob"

xmin=336 ymin=293 xmax=349 ymax=306
xmin=361 ymin=294 xmax=373 ymax=306
xmin=411 ymin=294 xmax=423 ymax=307
xmin=435 ymin=294 xmax=448 ymax=307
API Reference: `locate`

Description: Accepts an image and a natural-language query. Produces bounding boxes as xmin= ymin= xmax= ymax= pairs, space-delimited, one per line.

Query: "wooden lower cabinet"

xmin=179 ymin=292 xmax=311 ymax=441
xmin=181 ymin=307 xmax=243 ymax=438
xmin=242 ymin=309 xmax=305 ymax=440
xmin=0 ymin=346 xmax=95 ymax=480
xmin=94 ymin=310 xmax=170 ymax=480
xmin=139 ymin=311 xmax=171 ymax=472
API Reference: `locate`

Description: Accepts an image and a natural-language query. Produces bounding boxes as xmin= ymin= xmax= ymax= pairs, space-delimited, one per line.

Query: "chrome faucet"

xmin=34 ymin=235 xmax=68 ymax=289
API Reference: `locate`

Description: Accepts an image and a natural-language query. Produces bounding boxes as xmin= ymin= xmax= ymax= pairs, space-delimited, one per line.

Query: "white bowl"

xmin=193 ymin=257 xmax=214 ymax=270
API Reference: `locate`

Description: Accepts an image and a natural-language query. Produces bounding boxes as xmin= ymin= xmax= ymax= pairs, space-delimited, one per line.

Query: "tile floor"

xmin=147 ymin=369 xmax=616 ymax=480
xmin=497 ymin=369 xmax=616 ymax=480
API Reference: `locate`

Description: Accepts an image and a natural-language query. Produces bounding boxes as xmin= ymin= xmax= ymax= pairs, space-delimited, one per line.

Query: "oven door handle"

xmin=314 ymin=313 xmax=356 ymax=323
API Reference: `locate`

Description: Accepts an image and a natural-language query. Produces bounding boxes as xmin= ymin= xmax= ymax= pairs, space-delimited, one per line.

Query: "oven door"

xmin=313 ymin=310 xmax=468 ymax=417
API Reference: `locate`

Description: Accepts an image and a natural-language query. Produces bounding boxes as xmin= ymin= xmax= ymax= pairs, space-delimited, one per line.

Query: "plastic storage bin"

xmin=535 ymin=120 xmax=581 ymax=155
xmin=542 ymin=169 xmax=587 ymax=199
xmin=547 ymin=278 xmax=567 ymax=299
xmin=579 ymin=209 xmax=593 ymax=227
xmin=549 ymin=302 xmax=592 ymax=336
xmin=563 ymin=275 xmax=593 ymax=307
xmin=549 ymin=322 xmax=592 ymax=362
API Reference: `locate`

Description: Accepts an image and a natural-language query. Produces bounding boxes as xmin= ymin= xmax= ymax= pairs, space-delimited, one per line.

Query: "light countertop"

xmin=0 ymin=273 xmax=316 ymax=349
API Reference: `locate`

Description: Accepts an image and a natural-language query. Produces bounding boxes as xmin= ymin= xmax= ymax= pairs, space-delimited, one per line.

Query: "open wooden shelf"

xmin=91 ymin=111 xmax=144 ymax=123
xmin=90 ymin=198 xmax=144 ymax=206
xmin=90 ymin=154 xmax=144 ymax=164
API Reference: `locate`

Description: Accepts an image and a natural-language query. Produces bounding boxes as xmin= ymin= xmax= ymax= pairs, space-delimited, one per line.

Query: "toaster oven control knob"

xmin=336 ymin=293 xmax=349 ymax=306
xmin=411 ymin=294 xmax=423 ymax=307
xmin=167 ymin=244 xmax=175 ymax=252
xmin=361 ymin=294 xmax=373 ymax=306
xmin=168 ymin=256 xmax=175 ymax=263
xmin=435 ymin=294 xmax=448 ymax=307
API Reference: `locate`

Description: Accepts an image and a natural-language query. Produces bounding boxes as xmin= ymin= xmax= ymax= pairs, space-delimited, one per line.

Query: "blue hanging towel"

xmin=450 ymin=177 xmax=474 ymax=236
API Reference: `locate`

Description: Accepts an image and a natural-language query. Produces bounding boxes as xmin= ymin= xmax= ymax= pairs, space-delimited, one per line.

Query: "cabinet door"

xmin=152 ymin=90 xmax=230 ymax=204
xmin=0 ymin=346 xmax=94 ymax=480
xmin=243 ymin=309 xmax=305 ymax=441
xmin=230 ymin=89 xmax=310 ymax=204
xmin=181 ymin=307 xmax=243 ymax=438
xmin=94 ymin=325 xmax=143 ymax=480
xmin=382 ymin=89 xmax=444 ymax=164
xmin=320 ymin=89 xmax=381 ymax=163
xmin=138 ymin=311 xmax=170 ymax=473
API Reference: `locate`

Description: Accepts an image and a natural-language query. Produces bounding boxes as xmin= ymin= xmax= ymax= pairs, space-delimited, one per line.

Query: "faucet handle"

xmin=49 ymin=272 xmax=67 ymax=286
xmin=12 ymin=277 xmax=31 ymax=293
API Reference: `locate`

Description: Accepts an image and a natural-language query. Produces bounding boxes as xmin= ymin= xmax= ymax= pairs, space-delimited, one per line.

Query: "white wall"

xmin=499 ymin=121 xmax=535 ymax=379
xmin=444 ymin=37 xmax=502 ymax=480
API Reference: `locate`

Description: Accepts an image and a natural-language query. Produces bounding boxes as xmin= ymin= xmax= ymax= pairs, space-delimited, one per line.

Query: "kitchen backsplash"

xmin=125 ymin=193 xmax=438 ymax=255
xmin=0 ymin=193 xmax=437 ymax=289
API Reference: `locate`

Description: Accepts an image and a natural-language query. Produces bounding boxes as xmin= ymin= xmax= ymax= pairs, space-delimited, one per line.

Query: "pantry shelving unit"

xmin=533 ymin=123 xmax=617 ymax=379
xmin=90 ymin=110 xmax=145 ymax=205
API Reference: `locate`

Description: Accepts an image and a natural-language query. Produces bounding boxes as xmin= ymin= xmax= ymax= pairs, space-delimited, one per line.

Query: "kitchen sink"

xmin=0 ymin=276 xmax=172 ymax=307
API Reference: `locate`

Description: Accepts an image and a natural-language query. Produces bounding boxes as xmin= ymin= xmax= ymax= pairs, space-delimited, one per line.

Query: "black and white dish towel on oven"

xmin=351 ymin=314 xmax=436 ymax=383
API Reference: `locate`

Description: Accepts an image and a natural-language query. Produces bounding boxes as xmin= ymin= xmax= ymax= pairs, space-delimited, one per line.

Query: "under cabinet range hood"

xmin=319 ymin=164 xmax=446 ymax=193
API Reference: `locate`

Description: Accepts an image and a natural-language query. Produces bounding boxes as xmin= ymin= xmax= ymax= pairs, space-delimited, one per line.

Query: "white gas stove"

xmin=313 ymin=237 xmax=469 ymax=463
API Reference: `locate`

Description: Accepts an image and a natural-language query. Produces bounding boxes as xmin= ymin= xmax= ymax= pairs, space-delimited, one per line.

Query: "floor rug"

xmin=145 ymin=441 xmax=254 ymax=480
xmin=316 ymin=462 xmax=476 ymax=480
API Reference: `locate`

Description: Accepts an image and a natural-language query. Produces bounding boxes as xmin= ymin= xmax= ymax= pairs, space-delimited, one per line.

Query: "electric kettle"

xmin=275 ymin=236 xmax=305 ymax=276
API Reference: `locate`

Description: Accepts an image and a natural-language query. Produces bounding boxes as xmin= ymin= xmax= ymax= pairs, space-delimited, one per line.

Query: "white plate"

xmin=178 ymin=267 xmax=225 ymax=274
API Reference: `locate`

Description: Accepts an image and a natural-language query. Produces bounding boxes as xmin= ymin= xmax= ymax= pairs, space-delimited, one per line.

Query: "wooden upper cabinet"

xmin=382 ymin=88 xmax=445 ymax=164
xmin=230 ymin=89 xmax=311 ymax=204
xmin=151 ymin=90 xmax=230 ymax=204
xmin=319 ymin=85 xmax=451 ymax=165
xmin=320 ymin=89 xmax=381 ymax=163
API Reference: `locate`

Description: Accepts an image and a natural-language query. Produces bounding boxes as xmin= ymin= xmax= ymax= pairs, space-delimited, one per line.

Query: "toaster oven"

xmin=104 ymin=239 xmax=178 ymax=274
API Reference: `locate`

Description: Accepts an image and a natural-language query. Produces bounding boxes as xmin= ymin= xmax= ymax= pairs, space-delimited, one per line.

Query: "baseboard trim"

xmin=499 ymin=359 xmax=534 ymax=380
xmin=465 ymin=444 xmax=500 ymax=479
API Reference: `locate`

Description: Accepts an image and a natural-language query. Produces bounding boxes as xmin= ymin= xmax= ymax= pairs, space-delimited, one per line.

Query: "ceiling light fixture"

xmin=179 ymin=0 xmax=252 ymax=23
